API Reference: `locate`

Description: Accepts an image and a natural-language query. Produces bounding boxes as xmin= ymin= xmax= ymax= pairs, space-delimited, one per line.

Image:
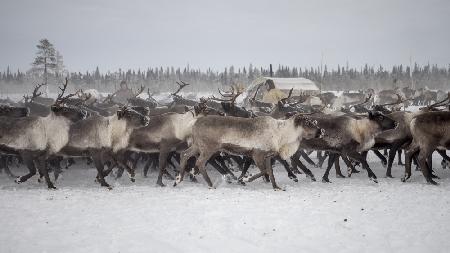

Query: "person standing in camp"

xmin=262 ymin=79 xmax=287 ymax=104
xmin=113 ymin=80 xmax=134 ymax=104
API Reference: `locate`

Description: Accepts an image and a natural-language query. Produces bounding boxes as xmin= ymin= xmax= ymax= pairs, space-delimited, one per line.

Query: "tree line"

xmin=0 ymin=39 xmax=449 ymax=95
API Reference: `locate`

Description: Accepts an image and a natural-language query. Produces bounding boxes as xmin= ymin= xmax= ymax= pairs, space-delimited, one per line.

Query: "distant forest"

xmin=1 ymin=63 xmax=449 ymax=95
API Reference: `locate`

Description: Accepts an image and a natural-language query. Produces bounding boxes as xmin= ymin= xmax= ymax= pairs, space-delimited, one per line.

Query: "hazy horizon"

xmin=1 ymin=0 xmax=449 ymax=72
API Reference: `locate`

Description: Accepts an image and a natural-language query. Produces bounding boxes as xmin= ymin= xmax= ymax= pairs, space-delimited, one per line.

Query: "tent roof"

xmin=261 ymin=77 xmax=320 ymax=91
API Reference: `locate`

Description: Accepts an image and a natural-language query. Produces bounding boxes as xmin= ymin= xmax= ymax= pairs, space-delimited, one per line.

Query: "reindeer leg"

xmin=341 ymin=155 xmax=358 ymax=177
xmin=386 ymin=145 xmax=399 ymax=178
xmin=174 ymin=146 xmax=198 ymax=186
xmin=418 ymin=147 xmax=438 ymax=185
xmin=335 ymin=156 xmax=345 ymax=178
xmin=115 ymin=167 xmax=125 ymax=179
xmin=300 ymin=150 xmax=317 ymax=167
xmin=317 ymin=151 xmax=328 ymax=168
xmin=238 ymin=157 xmax=253 ymax=181
xmin=275 ymin=156 xmax=297 ymax=182
xmin=92 ymin=152 xmax=111 ymax=189
xmin=156 ymin=143 xmax=171 ymax=187
xmin=214 ymin=155 xmax=237 ymax=181
xmin=266 ymin=154 xmax=282 ymax=190
xmin=347 ymin=151 xmax=378 ymax=183
xmin=1 ymin=157 xmax=16 ymax=178
xmin=290 ymin=156 xmax=316 ymax=181
xmin=401 ymin=140 xmax=420 ymax=182
xmin=36 ymin=155 xmax=56 ymax=189
xmin=289 ymin=150 xmax=303 ymax=174
xmin=196 ymin=151 xmax=215 ymax=188
xmin=397 ymin=149 xmax=404 ymax=165
xmin=322 ymin=153 xmax=336 ymax=183
xmin=143 ymin=158 xmax=153 ymax=177
xmin=16 ymin=152 xmax=37 ymax=183
xmin=373 ymin=150 xmax=387 ymax=167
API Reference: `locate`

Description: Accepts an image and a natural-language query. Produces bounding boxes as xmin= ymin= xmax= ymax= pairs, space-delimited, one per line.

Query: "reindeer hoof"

xmin=336 ymin=174 xmax=345 ymax=178
xmin=401 ymin=174 xmax=411 ymax=182
xmin=14 ymin=177 xmax=22 ymax=184
xmin=238 ymin=180 xmax=246 ymax=186
xmin=386 ymin=174 xmax=394 ymax=178
xmin=322 ymin=177 xmax=331 ymax=183
xmin=48 ymin=184 xmax=57 ymax=190
xmin=370 ymin=177 xmax=378 ymax=183
xmin=431 ymin=174 xmax=440 ymax=179
xmin=130 ymin=178 xmax=135 ymax=183
xmin=273 ymin=187 xmax=285 ymax=191
xmin=157 ymin=181 xmax=166 ymax=187
xmin=428 ymin=179 xmax=439 ymax=185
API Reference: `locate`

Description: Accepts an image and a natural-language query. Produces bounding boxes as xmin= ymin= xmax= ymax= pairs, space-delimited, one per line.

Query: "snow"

xmin=1 ymin=152 xmax=450 ymax=253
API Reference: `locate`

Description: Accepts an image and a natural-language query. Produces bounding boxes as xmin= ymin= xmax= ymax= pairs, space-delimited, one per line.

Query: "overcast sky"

xmin=1 ymin=0 xmax=449 ymax=72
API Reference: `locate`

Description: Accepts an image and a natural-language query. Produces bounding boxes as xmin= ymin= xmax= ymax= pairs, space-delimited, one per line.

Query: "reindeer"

xmin=0 ymin=105 xmax=29 ymax=178
xmin=402 ymin=94 xmax=450 ymax=184
xmin=211 ymin=86 xmax=311 ymax=182
xmin=58 ymin=106 xmax=149 ymax=188
xmin=122 ymin=100 xmax=220 ymax=186
xmin=0 ymin=78 xmax=87 ymax=189
xmin=403 ymin=111 xmax=450 ymax=184
xmin=21 ymin=84 xmax=52 ymax=117
xmin=211 ymin=85 xmax=254 ymax=118
xmin=299 ymin=111 xmax=397 ymax=183
xmin=175 ymin=114 xmax=324 ymax=190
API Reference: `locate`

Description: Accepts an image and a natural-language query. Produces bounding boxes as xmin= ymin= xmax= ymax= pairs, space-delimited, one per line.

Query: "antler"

xmin=24 ymin=83 xmax=45 ymax=103
xmin=133 ymin=85 xmax=145 ymax=98
xmin=251 ymin=83 xmax=264 ymax=101
xmin=55 ymin=78 xmax=76 ymax=105
xmin=427 ymin=92 xmax=450 ymax=108
xmin=31 ymin=83 xmax=45 ymax=99
xmin=210 ymin=85 xmax=243 ymax=105
xmin=171 ymin=80 xmax=190 ymax=97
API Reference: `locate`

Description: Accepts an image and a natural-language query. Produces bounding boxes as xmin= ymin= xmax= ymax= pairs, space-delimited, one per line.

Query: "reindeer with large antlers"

xmin=0 ymin=79 xmax=87 ymax=188
xmin=210 ymin=84 xmax=254 ymax=118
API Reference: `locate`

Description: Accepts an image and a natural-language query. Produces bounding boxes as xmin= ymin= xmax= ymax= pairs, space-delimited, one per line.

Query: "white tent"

xmin=243 ymin=77 xmax=320 ymax=105
xmin=262 ymin=77 xmax=320 ymax=92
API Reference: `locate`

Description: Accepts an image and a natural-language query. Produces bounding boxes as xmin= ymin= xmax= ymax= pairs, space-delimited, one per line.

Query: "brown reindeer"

xmin=175 ymin=114 xmax=324 ymax=190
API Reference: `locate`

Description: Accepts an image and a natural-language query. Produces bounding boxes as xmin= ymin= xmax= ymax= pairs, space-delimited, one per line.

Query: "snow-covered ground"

xmin=1 ymin=153 xmax=450 ymax=253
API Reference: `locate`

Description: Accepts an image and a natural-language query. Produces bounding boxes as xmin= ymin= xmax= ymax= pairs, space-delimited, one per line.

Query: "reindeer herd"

xmin=0 ymin=80 xmax=449 ymax=190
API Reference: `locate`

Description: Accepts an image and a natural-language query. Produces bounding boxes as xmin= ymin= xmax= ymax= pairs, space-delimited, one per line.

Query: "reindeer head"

xmin=194 ymin=97 xmax=225 ymax=116
xmin=51 ymin=104 xmax=88 ymax=122
xmin=117 ymin=107 xmax=150 ymax=127
xmin=51 ymin=78 xmax=87 ymax=122
xmin=293 ymin=114 xmax=324 ymax=139
xmin=368 ymin=111 xmax=397 ymax=131
xmin=0 ymin=105 xmax=29 ymax=118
